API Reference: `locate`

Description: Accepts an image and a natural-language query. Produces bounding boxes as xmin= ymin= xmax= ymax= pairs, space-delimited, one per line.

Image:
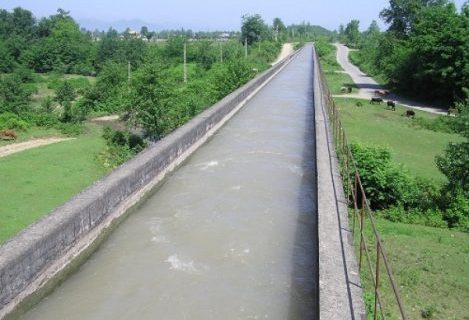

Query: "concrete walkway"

xmin=334 ymin=43 xmax=447 ymax=115
xmin=314 ymin=46 xmax=366 ymax=320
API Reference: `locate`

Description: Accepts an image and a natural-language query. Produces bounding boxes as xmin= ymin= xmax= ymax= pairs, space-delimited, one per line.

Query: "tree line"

xmin=336 ymin=0 xmax=468 ymax=231
xmin=339 ymin=0 xmax=468 ymax=106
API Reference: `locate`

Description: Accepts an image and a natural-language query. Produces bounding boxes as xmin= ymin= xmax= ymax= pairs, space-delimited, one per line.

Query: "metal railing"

xmin=314 ymin=50 xmax=408 ymax=320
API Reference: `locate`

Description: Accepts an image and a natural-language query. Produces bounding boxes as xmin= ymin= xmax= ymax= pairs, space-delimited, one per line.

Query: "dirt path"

xmin=90 ymin=115 xmax=120 ymax=122
xmin=0 ymin=137 xmax=75 ymax=158
xmin=334 ymin=43 xmax=447 ymax=115
xmin=272 ymin=43 xmax=294 ymax=65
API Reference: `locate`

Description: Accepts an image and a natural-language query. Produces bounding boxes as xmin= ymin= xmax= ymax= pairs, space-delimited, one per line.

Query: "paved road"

xmin=334 ymin=43 xmax=447 ymax=115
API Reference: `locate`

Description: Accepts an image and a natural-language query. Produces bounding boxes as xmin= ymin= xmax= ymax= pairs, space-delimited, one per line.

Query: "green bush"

xmin=350 ymin=143 xmax=420 ymax=209
xmin=315 ymin=38 xmax=333 ymax=57
xmin=58 ymin=122 xmax=84 ymax=136
xmin=0 ymin=112 xmax=30 ymax=130
xmin=379 ymin=207 xmax=447 ymax=228
xmin=441 ymin=190 xmax=469 ymax=231
xmin=99 ymin=127 xmax=146 ymax=168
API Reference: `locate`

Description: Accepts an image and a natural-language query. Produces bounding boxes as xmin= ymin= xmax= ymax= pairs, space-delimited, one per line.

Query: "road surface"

xmin=334 ymin=43 xmax=447 ymax=115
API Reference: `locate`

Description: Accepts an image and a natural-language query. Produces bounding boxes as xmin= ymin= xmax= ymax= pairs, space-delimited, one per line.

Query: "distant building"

xmin=218 ymin=33 xmax=231 ymax=41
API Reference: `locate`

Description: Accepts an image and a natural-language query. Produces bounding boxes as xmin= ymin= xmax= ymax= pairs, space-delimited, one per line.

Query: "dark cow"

xmin=347 ymin=86 xmax=353 ymax=93
xmin=370 ymin=97 xmax=383 ymax=104
xmin=387 ymin=100 xmax=396 ymax=111
xmin=405 ymin=110 xmax=415 ymax=118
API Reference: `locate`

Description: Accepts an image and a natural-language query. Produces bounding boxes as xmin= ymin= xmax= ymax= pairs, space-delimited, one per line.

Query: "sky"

xmin=1 ymin=0 xmax=467 ymax=32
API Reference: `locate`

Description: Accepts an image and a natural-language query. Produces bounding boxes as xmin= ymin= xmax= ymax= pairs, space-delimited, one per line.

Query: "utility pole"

xmin=219 ymin=42 xmax=223 ymax=63
xmin=183 ymin=41 xmax=187 ymax=83
xmin=127 ymin=61 xmax=131 ymax=84
xmin=244 ymin=37 xmax=248 ymax=58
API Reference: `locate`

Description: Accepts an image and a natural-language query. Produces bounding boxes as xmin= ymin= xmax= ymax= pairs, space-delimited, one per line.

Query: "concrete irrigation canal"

xmin=0 ymin=45 xmax=364 ymax=320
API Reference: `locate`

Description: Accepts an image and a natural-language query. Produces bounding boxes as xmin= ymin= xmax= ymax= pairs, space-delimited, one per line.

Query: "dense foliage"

xmin=341 ymin=0 xmax=468 ymax=105
xmin=351 ymin=143 xmax=468 ymax=231
xmin=1 ymin=7 xmax=298 ymax=167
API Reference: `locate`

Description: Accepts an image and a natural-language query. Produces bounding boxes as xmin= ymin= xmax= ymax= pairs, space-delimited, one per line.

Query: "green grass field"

xmin=319 ymin=45 xmax=468 ymax=319
xmin=0 ymin=124 xmax=108 ymax=243
xmin=0 ymin=126 xmax=64 ymax=147
xmin=319 ymin=46 xmax=358 ymax=95
xmin=356 ymin=218 xmax=469 ymax=319
xmin=335 ymin=97 xmax=464 ymax=184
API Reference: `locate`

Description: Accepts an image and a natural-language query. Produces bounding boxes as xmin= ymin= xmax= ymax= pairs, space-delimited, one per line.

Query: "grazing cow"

xmin=370 ymin=97 xmax=383 ymax=104
xmin=0 ymin=129 xmax=17 ymax=140
xmin=374 ymin=89 xmax=390 ymax=97
xmin=405 ymin=110 xmax=415 ymax=118
xmin=340 ymin=86 xmax=348 ymax=93
xmin=387 ymin=100 xmax=396 ymax=111
xmin=347 ymin=86 xmax=353 ymax=93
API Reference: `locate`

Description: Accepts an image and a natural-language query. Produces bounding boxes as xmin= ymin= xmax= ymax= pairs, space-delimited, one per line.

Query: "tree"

xmin=55 ymin=81 xmax=76 ymax=122
xmin=272 ymin=17 xmax=286 ymax=41
xmin=211 ymin=59 xmax=255 ymax=99
xmin=25 ymin=11 xmax=93 ymax=74
xmin=380 ymin=0 xmax=449 ymax=38
xmin=407 ymin=2 xmax=468 ymax=102
xmin=436 ymin=141 xmax=469 ymax=194
xmin=0 ymin=40 xmax=15 ymax=72
xmin=128 ymin=60 xmax=175 ymax=139
xmin=0 ymin=74 xmax=33 ymax=113
xmin=140 ymin=26 xmax=150 ymax=40
xmin=241 ymin=14 xmax=269 ymax=45
xmin=344 ymin=19 xmax=361 ymax=47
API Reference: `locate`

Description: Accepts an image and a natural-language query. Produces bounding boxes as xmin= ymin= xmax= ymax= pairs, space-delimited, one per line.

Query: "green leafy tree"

xmin=55 ymin=81 xmax=75 ymax=122
xmin=128 ymin=60 xmax=175 ymax=139
xmin=241 ymin=14 xmax=269 ymax=45
xmin=436 ymin=141 xmax=469 ymax=195
xmin=0 ymin=40 xmax=15 ymax=72
xmin=407 ymin=2 xmax=469 ymax=102
xmin=272 ymin=17 xmax=286 ymax=41
xmin=211 ymin=59 xmax=255 ymax=99
xmin=0 ymin=74 xmax=33 ymax=113
xmin=26 ymin=11 xmax=93 ymax=74
xmin=380 ymin=0 xmax=449 ymax=38
xmin=344 ymin=19 xmax=361 ymax=47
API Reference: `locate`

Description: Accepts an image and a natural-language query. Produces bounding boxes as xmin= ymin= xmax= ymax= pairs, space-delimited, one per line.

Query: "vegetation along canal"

xmin=18 ymin=46 xmax=317 ymax=320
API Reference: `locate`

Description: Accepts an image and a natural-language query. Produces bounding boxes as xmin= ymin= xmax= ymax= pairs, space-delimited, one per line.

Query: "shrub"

xmin=442 ymin=191 xmax=469 ymax=231
xmin=99 ymin=127 xmax=146 ymax=168
xmin=19 ymin=112 xmax=59 ymax=128
xmin=350 ymin=143 xmax=419 ymax=209
xmin=58 ymin=122 xmax=84 ymax=136
xmin=0 ymin=112 xmax=30 ymax=130
xmin=436 ymin=141 xmax=469 ymax=195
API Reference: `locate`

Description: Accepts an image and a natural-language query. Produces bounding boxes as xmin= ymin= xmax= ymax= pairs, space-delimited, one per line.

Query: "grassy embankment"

xmin=319 ymin=45 xmax=469 ymax=319
xmin=319 ymin=47 xmax=358 ymax=95
xmin=0 ymin=73 xmax=97 ymax=147
xmin=0 ymin=124 xmax=108 ymax=243
xmin=0 ymin=73 xmax=109 ymax=243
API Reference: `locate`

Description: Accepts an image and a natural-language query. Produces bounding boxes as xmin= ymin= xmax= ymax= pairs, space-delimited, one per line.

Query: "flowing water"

xmin=19 ymin=46 xmax=317 ymax=320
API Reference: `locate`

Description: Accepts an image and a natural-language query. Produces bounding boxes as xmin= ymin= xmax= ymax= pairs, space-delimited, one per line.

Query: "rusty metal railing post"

xmin=359 ymin=195 xmax=365 ymax=271
xmin=352 ymin=173 xmax=358 ymax=237
xmin=374 ymin=243 xmax=381 ymax=320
